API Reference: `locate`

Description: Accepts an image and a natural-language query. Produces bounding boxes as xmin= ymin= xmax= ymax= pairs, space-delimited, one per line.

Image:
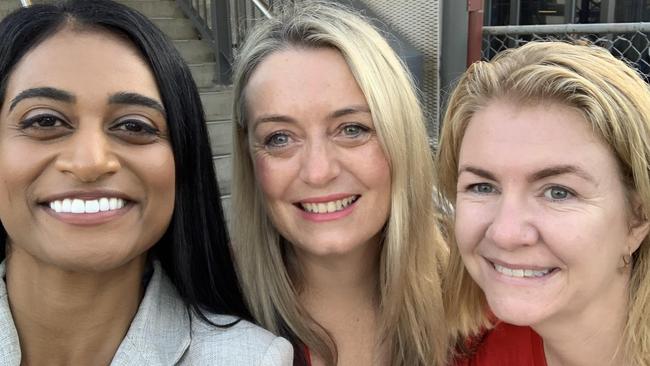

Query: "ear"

xmin=627 ymin=193 xmax=650 ymax=253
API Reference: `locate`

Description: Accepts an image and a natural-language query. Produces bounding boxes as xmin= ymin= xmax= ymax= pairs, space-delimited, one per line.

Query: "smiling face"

xmin=455 ymin=100 xmax=648 ymax=328
xmin=244 ymin=47 xmax=391 ymax=260
xmin=0 ymin=29 xmax=175 ymax=272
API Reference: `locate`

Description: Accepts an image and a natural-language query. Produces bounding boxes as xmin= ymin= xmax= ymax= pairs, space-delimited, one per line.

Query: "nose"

xmin=55 ymin=126 xmax=120 ymax=182
xmin=298 ymin=139 xmax=340 ymax=187
xmin=485 ymin=194 xmax=539 ymax=250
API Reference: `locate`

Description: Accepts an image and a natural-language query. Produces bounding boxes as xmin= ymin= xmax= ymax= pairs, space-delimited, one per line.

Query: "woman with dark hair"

xmin=0 ymin=0 xmax=292 ymax=364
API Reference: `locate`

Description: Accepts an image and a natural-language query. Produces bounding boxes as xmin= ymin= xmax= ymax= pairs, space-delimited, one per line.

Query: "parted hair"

xmin=231 ymin=1 xmax=449 ymax=365
xmin=437 ymin=41 xmax=650 ymax=365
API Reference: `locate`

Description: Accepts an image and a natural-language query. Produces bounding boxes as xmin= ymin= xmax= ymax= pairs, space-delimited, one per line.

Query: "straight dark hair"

xmin=0 ymin=0 xmax=252 ymax=323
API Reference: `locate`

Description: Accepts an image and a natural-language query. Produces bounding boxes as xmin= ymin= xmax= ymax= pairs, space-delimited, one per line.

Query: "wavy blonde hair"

xmin=437 ymin=41 xmax=650 ymax=364
xmin=230 ymin=1 xmax=449 ymax=365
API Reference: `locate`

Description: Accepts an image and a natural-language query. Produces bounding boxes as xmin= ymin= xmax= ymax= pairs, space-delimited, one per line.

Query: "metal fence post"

xmin=212 ymin=0 xmax=233 ymax=84
xmin=467 ymin=0 xmax=484 ymax=67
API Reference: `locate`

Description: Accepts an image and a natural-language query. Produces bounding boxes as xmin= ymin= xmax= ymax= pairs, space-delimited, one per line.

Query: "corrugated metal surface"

xmin=358 ymin=0 xmax=441 ymax=141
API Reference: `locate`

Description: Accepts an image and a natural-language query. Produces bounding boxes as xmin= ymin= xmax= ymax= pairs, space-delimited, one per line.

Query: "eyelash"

xmin=542 ymin=185 xmax=575 ymax=201
xmin=339 ymin=123 xmax=370 ymax=138
xmin=467 ymin=182 xmax=497 ymax=195
xmin=110 ymin=119 xmax=160 ymax=136
xmin=17 ymin=114 xmax=161 ymax=142
xmin=465 ymin=182 xmax=576 ymax=202
xmin=19 ymin=114 xmax=70 ymax=130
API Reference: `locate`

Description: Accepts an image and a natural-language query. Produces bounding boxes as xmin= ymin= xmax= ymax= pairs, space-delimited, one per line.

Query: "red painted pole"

xmin=467 ymin=0 xmax=484 ymax=67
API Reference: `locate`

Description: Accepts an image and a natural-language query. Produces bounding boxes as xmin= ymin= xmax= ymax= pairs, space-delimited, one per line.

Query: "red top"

xmin=453 ymin=322 xmax=547 ymax=366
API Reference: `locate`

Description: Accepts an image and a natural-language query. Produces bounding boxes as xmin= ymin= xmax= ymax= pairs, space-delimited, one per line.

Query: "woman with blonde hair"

xmin=230 ymin=1 xmax=449 ymax=365
xmin=437 ymin=41 xmax=650 ymax=365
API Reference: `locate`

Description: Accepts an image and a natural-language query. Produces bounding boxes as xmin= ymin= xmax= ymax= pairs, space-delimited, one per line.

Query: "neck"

xmin=5 ymin=246 xmax=146 ymax=366
xmin=535 ymin=276 xmax=629 ymax=366
xmin=296 ymin=238 xmax=381 ymax=307
xmin=295 ymin=236 xmax=385 ymax=366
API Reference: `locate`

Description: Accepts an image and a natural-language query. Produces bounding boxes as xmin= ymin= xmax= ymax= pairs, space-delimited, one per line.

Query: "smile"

xmin=48 ymin=198 xmax=126 ymax=214
xmin=493 ymin=263 xmax=554 ymax=278
xmin=299 ymin=195 xmax=359 ymax=214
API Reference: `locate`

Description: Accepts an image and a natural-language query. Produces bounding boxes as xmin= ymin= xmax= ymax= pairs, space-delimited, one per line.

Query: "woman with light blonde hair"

xmin=230 ymin=1 xmax=449 ymax=365
xmin=437 ymin=41 xmax=650 ymax=365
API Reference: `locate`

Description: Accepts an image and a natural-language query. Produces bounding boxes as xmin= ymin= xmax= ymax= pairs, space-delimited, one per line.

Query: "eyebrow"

xmin=329 ymin=105 xmax=371 ymax=119
xmin=109 ymin=92 xmax=165 ymax=114
xmin=458 ymin=166 xmax=497 ymax=181
xmin=10 ymin=87 xmax=75 ymax=111
xmin=458 ymin=164 xmax=597 ymax=184
xmin=528 ymin=165 xmax=597 ymax=184
xmin=252 ymin=105 xmax=371 ymax=128
xmin=9 ymin=88 xmax=165 ymax=116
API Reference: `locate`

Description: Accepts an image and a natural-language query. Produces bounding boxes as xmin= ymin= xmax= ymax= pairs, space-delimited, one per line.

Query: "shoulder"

xmin=183 ymin=313 xmax=294 ymax=366
xmin=452 ymin=322 xmax=546 ymax=366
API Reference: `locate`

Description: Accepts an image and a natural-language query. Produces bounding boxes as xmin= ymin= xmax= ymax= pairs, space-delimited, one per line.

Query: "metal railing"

xmin=482 ymin=22 xmax=650 ymax=81
xmin=176 ymin=0 xmax=275 ymax=85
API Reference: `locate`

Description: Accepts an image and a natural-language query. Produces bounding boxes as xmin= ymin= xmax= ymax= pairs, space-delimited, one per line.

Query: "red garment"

xmin=453 ymin=322 xmax=547 ymax=366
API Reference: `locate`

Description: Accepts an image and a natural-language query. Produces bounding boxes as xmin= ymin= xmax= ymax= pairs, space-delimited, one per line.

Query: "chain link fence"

xmin=482 ymin=23 xmax=650 ymax=82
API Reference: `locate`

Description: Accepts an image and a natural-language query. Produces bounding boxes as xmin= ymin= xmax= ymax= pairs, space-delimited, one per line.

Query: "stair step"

xmin=151 ymin=18 xmax=198 ymax=40
xmin=174 ymin=39 xmax=214 ymax=63
xmin=115 ymin=0 xmax=183 ymax=18
xmin=189 ymin=63 xmax=217 ymax=89
xmin=213 ymin=155 xmax=232 ymax=195
xmin=200 ymin=90 xmax=233 ymax=121
xmin=207 ymin=120 xmax=233 ymax=156
xmin=0 ymin=1 xmax=20 ymax=11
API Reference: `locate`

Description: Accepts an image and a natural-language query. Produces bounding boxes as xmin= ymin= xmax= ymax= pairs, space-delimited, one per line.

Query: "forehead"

xmin=243 ymin=47 xmax=367 ymax=119
xmin=459 ymin=100 xmax=618 ymax=176
xmin=3 ymin=28 xmax=161 ymax=105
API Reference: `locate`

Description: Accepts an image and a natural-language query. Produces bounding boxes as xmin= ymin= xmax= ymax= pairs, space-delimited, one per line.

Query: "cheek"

xmin=454 ymin=201 xmax=487 ymax=254
xmin=141 ymin=146 xmax=176 ymax=226
xmin=253 ymin=155 xmax=291 ymax=199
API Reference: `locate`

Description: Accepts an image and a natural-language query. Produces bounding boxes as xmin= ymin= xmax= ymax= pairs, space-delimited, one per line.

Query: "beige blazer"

xmin=0 ymin=260 xmax=293 ymax=365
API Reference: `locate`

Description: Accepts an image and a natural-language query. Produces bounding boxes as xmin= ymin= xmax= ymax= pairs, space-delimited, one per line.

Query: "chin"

xmin=486 ymin=296 xmax=551 ymax=327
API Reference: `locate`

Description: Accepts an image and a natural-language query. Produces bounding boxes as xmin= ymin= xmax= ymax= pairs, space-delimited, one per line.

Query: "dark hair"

xmin=0 ymin=0 xmax=252 ymax=323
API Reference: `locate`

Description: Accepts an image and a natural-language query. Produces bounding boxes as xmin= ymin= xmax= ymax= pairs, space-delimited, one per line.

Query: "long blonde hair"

xmin=230 ymin=1 xmax=449 ymax=365
xmin=437 ymin=41 xmax=650 ymax=364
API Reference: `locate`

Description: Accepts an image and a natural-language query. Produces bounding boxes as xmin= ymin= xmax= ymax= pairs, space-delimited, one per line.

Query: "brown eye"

xmin=109 ymin=118 xmax=161 ymax=144
xmin=20 ymin=114 xmax=69 ymax=129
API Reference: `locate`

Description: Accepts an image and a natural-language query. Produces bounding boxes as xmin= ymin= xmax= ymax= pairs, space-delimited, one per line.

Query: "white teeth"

xmin=494 ymin=263 xmax=551 ymax=278
xmin=99 ymin=198 xmax=110 ymax=212
xmin=300 ymin=196 xmax=358 ymax=214
xmin=48 ymin=197 xmax=126 ymax=214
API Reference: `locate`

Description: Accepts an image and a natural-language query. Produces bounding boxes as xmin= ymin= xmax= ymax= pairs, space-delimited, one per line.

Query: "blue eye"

xmin=544 ymin=186 xmax=573 ymax=201
xmin=470 ymin=183 xmax=495 ymax=194
xmin=264 ymin=132 xmax=291 ymax=148
xmin=340 ymin=123 xmax=369 ymax=138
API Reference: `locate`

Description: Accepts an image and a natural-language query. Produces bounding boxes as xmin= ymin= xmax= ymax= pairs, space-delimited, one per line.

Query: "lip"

xmin=486 ymin=257 xmax=557 ymax=271
xmin=296 ymin=195 xmax=359 ymax=222
xmin=482 ymin=257 xmax=559 ymax=285
xmin=38 ymin=189 xmax=134 ymax=203
xmin=297 ymin=193 xmax=358 ymax=204
xmin=37 ymin=189 xmax=135 ymax=226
